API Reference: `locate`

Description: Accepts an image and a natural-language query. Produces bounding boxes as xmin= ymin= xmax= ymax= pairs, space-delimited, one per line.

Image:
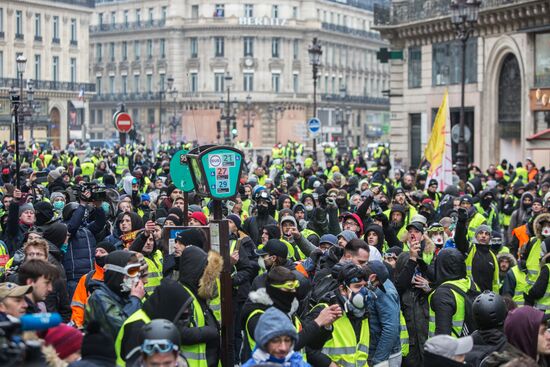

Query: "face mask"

xmin=267 ymin=286 xmax=297 ymax=314
xmin=258 ymin=256 xmax=267 ymax=271
xmin=305 ymin=205 xmax=314 ymax=211
xmin=431 ymin=234 xmax=444 ymax=246
xmin=542 ymin=226 xmax=550 ymax=238
xmin=257 ymin=205 xmax=269 ymax=216
xmin=53 ymin=201 xmax=64 ymax=210
xmin=95 ymin=255 xmax=106 ymax=268
xmin=121 ymin=275 xmax=139 ymax=293
xmin=60 ymin=243 xmax=68 ymax=253
xmin=523 ymin=202 xmax=532 ymax=209
xmin=101 ymin=202 xmax=110 ymax=214
xmin=348 ymin=286 xmax=368 ymax=309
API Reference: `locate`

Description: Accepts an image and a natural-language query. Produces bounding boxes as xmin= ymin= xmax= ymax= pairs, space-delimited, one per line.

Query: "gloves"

xmin=457 ymin=207 xmax=468 ymax=222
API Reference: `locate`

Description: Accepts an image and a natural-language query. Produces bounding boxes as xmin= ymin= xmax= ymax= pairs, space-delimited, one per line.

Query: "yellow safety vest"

xmin=44 ymin=154 xmax=53 ymax=167
xmin=116 ymin=156 xmax=130 ymax=175
xmin=400 ymin=310 xmax=409 ymax=357
xmin=536 ymin=263 xmax=550 ymax=314
xmin=429 ymin=278 xmax=474 ymax=337
xmin=322 ymin=309 xmax=369 ymax=367
xmin=510 ymin=265 xmax=529 ymax=306
xmin=115 ymin=309 xmax=151 ymax=366
xmin=181 ymin=285 xmax=208 ymax=367
xmin=143 ymin=250 xmax=163 ymax=295
xmin=81 ymin=162 xmax=95 ymax=179
xmin=526 ymin=239 xmax=542 ymax=285
xmin=245 ymin=309 xmax=302 ymax=354
xmin=465 ymin=245 xmax=499 ymax=292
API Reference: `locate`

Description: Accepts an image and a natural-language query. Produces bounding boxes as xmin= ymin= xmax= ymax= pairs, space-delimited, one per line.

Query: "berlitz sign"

xmin=239 ymin=17 xmax=288 ymax=26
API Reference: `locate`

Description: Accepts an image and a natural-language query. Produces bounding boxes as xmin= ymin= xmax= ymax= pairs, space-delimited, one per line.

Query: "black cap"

xmin=255 ymin=239 xmax=288 ymax=259
xmin=406 ymin=221 xmax=424 ymax=233
xmin=428 ymin=179 xmax=438 ymax=187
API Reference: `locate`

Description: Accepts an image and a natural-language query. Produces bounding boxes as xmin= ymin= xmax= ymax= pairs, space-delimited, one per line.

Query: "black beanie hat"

xmin=42 ymin=223 xmax=68 ymax=247
xmin=96 ymin=241 xmax=116 ymax=254
xmin=34 ymin=201 xmax=55 ymax=226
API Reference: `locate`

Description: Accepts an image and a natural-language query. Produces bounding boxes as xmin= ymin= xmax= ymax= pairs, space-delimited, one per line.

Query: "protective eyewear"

xmin=270 ymin=280 xmax=300 ymax=291
xmin=104 ymin=263 xmax=141 ymax=277
xmin=383 ymin=253 xmax=398 ymax=260
xmin=141 ymin=339 xmax=178 ymax=355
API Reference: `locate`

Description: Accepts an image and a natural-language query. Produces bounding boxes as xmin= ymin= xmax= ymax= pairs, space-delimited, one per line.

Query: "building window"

xmin=34 ymin=14 xmax=41 ymax=40
xmin=147 ymin=39 xmax=153 ymax=59
xmin=432 ymin=38 xmax=477 ymax=86
xmin=408 ymin=47 xmax=421 ymax=89
xmin=244 ymin=37 xmax=254 ymax=57
xmin=96 ymin=44 xmax=102 ymax=62
xmin=244 ymin=4 xmax=253 ymax=17
xmin=293 ymin=74 xmax=299 ymax=92
xmin=190 ymin=72 xmax=198 ymax=92
xmin=160 ymin=39 xmax=166 ymax=58
xmin=96 ymin=77 xmax=102 ymax=95
xmin=272 ymin=73 xmax=280 ymax=92
xmin=109 ymin=42 xmax=115 ymax=62
xmin=214 ymin=37 xmax=224 ymax=57
xmin=122 ymin=41 xmax=128 ymax=60
xmin=292 ymin=6 xmax=298 ymax=18
xmin=122 ymin=75 xmax=128 ymax=94
xmin=124 ymin=10 xmax=129 ymax=26
xmin=134 ymin=74 xmax=140 ymax=92
xmin=147 ymin=74 xmax=152 ymax=92
xmin=243 ymin=73 xmax=254 ymax=92
xmin=0 ymin=8 xmax=4 ymax=35
xmin=293 ymin=39 xmax=299 ymax=60
xmin=134 ymin=41 xmax=141 ymax=60
xmin=69 ymin=18 xmax=77 ymax=45
xmin=148 ymin=8 xmax=154 ymax=25
xmin=136 ymin=9 xmax=141 ymax=25
xmin=90 ymin=110 xmax=96 ymax=125
xmin=70 ymin=58 xmax=76 ymax=83
xmin=272 ymin=38 xmax=280 ymax=58
xmin=410 ymin=113 xmax=422 ymax=168
xmin=161 ymin=6 xmax=167 ymax=22
xmin=34 ymin=54 xmax=40 ymax=80
xmin=325 ymin=76 xmax=329 ymax=93
xmin=52 ymin=56 xmax=59 ymax=83
xmin=191 ymin=5 xmax=199 ymax=18
xmin=0 ymin=52 xmax=2 ymax=78
xmin=15 ymin=10 xmax=23 ymax=39
xmin=110 ymin=11 xmax=115 ymax=25
xmin=53 ymin=16 xmax=59 ymax=42
xmin=272 ymin=5 xmax=279 ymax=19
xmin=97 ymin=110 xmax=104 ymax=125
xmin=214 ymin=4 xmax=224 ymax=17
xmin=98 ymin=12 xmax=104 ymax=26
xmin=535 ymin=33 xmax=550 ymax=86
xmin=109 ymin=76 xmax=115 ymax=94
xmin=159 ymin=73 xmax=165 ymax=91
xmin=190 ymin=37 xmax=198 ymax=58
xmin=214 ymin=72 xmax=224 ymax=92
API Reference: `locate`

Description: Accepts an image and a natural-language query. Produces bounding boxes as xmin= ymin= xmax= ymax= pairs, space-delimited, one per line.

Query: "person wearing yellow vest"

xmin=459 ymin=196 xmax=488 ymax=241
xmin=115 ymin=147 xmax=131 ymax=177
xmin=241 ymin=307 xmax=310 ymax=367
xmin=456 ymin=214 xmax=499 ymax=292
xmin=115 ymin=278 xmax=192 ymax=366
xmin=129 ymin=229 xmax=163 ymax=295
xmin=521 ymin=213 xmax=550 ymax=286
xmin=525 ymin=253 xmax=550 ymax=314
xmin=429 ymin=248 xmax=479 ymax=337
xmin=136 ymin=319 xmax=187 ymax=367
xmin=80 ymin=158 xmax=95 ymax=180
xmin=501 ymin=259 xmax=530 ymax=307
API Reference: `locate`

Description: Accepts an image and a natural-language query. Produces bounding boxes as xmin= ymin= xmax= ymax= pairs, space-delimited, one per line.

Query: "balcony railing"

xmin=321 ymin=22 xmax=382 ymax=41
xmin=46 ymin=0 xmax=95 ymax=8
xmin=375 ymin=0 xmax=529 ymax=26
xmin=91 ymin=92 xmax=162 ymax=102
xmin=0 ymin=78 xmax=95 ymax=93
xmin=90 ymin=19 xmax=166 ymax=33
xmin=321 ymin=93 xmax=389 ymax=106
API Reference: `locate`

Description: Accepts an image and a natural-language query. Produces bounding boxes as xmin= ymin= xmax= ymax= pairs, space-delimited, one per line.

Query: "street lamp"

xmin=267 ymin=105 xmax=285 ymax=145
xmin=450 ymin=0 xmax=480 ymax=181
xmin=10 ymin=55 xmax=27 ymax=189
xmin=244 ymin=94 xmax=254 ymax=144
xmin=219 ymin=73 xmax=238 ymax=145
xmin=308 ymin=37 xmax=322 ymax=160
xmin=158 ymin=76 xmax=174 ymax=144
xmin=169 ymin=87 xmax=179 ymax=144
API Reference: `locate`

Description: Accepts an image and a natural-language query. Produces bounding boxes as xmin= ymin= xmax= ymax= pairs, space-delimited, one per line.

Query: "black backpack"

xmin=440 ymin=279 xmax=481 ymax=337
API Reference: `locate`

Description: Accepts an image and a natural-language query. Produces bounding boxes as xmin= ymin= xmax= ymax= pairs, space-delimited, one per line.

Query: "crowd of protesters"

xmin=0 ymin=141 xmax=549 ymax=367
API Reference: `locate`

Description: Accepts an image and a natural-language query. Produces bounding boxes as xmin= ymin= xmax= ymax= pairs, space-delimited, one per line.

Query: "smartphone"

xmin=35 ymin=171 xmax=48 ymax=184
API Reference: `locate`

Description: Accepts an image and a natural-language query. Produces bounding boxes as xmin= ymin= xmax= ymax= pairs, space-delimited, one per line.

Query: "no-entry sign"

xmin=114 ymin=112 xmax=133 ymax=133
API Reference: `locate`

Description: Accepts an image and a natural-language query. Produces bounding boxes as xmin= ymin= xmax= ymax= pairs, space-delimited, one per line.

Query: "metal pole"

xmin=246 ymin=103 xmax=251 ymax=141
xmin=313 ymin=66 xmax=318 ymax=160
xmin=456 ymin=37 xmax=468 ymax=181
xmin=158 ymin=90 xmax=163 ymax=144
xmin=225 ymin=85 xmax=231 ymax=145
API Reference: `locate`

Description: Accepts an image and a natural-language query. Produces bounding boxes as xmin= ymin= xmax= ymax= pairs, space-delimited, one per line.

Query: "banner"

xmin=424 ymin=91 xmax=453 ymax=191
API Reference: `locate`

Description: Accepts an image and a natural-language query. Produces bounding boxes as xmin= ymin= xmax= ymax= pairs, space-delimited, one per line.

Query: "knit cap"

xmin=44 ymin=324 xmax=83 ymax=359
xmin=19 ymin=203 xmax=34 ymax=217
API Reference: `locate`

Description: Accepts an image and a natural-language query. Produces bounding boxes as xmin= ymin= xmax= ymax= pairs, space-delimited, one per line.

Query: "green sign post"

xmin=169 ymin=149 xmax=195 ymax=193
xmin=187 ymin=145 xmax=244 ymax=367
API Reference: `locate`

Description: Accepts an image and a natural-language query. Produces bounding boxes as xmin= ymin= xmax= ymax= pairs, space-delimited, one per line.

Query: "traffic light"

xmin=231 ymin=121 xmax=237 ymax=138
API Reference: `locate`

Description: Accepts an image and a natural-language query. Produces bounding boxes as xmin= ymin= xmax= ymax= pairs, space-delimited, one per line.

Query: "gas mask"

xmin=121 ymin=275 xmax=139 ymax=293
xmin=344 ymin=286 xmax=368 ymax=318
xmin=305 ymin=204 xmax=314 ymax=212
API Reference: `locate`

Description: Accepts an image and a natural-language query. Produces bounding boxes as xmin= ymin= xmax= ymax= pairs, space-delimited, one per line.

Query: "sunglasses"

xmin=104 ymin=263 xmax=141 ymax=277
xmin=141 ymin=339 xmax=177 ymax=355
xmin=270 ymin=280 xmax=300 ymax=291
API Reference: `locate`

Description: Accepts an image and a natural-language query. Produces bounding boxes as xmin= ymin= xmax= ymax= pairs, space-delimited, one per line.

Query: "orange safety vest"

xmin=70 ymin=264 xmax=104 ymax=328
xmin=512 ymin=224 xmax=530 ymax=252
xmin=294 ymin=261 xmax=309 ymax=278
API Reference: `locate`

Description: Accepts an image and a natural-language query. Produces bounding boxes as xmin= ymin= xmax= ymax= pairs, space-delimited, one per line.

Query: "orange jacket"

xmin=511 ymin=224 xmax=530 ymax=252
xmin=70 ymin=263 xmax=105 ymax=328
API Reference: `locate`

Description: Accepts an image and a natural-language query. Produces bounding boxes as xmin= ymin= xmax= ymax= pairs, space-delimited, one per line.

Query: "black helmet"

xmin=62 ymin=202 xmax=80 ymax=221
xmin=139 ymin=319 xmax=180 ymax=347
xmin=473 ymin=291 xmax=508 ymax=330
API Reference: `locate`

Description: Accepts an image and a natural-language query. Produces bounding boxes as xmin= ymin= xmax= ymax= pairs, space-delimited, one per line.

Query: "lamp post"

xmin=158 ymin=76 xmax=174 ymax=144
xmin=450 ymin=0 xmax=480 ymax=181
xmin=244 ymin=94 xmax=254 ymax=143
xmin=219 ymin=72 xmax=238 ymax=145
xmin=10 ymin=55 xmax=27 ymax=189
xmin=308 ymin=37 xmax=322 ymax=160
xmin=169 ymin=87 xmax=179 ymax=144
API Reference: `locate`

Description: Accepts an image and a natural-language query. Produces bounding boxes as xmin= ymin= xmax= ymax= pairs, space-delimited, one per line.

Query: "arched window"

xmin=498 ymin=54 xmax=521 ymax=138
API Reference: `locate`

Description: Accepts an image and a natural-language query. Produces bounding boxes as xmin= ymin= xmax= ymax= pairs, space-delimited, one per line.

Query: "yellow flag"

xmin=424 ymin=91 xmax=449 ymax=176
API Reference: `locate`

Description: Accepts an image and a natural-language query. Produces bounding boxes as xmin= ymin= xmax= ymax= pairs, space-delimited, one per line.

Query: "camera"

xmin=77 ymin=182 xmax=108 ymax=202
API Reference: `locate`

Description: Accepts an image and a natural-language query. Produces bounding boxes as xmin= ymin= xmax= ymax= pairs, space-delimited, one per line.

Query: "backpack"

xmin=84 ymin=270 xmax=101 ymax=296
xmin=440 ymin=280 xmax=481 ymax=337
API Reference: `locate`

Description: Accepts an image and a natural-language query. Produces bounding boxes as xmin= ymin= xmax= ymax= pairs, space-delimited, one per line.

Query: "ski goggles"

xmin=141 ymin=339 xmax=178 ymax=355
xmin=104 ymin=263 xmax=141 ymax=277
xmin=270 ymin=280 xmax=300 ymax=291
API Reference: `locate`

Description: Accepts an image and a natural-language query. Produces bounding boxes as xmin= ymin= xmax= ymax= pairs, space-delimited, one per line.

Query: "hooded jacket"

xmin=509 ymin=192 xmax=535 ymax=239
xmin=85 ymin=251 xmax=142 ymax=339
xmin=504 ymin=306 xmax=545 ymax=360
xmin=430 ymin=248 xmax=469 ymax=336
xmin=177 ymin=246 xmax=223 ymax=367
xmin=364 ymin=223 xmax=385 ymax=253
xmin=106 ymin=212 xmax=144 ymax=249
